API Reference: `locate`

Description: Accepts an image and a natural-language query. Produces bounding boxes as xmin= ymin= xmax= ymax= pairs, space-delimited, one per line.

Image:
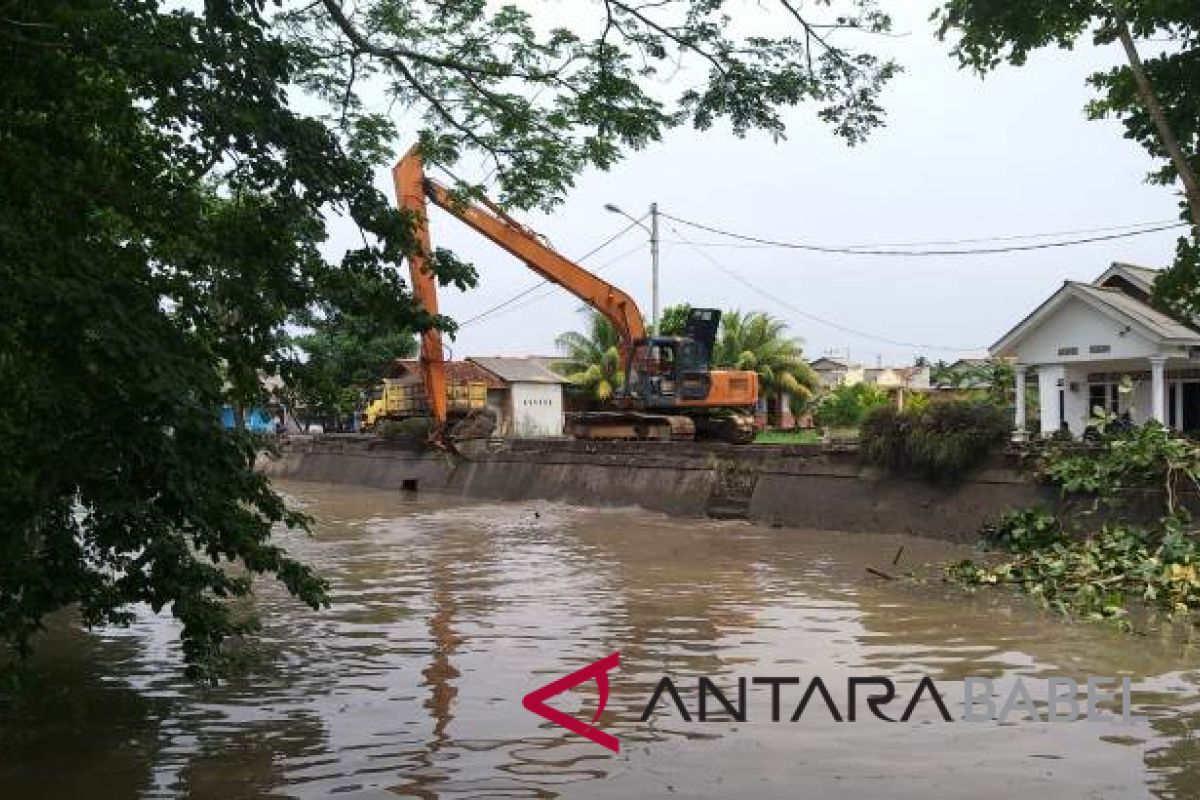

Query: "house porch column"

xmin=1150 ymin=356 xmax=1167 ymax=424
xmin=1013 ymin=365 xmax=1027 ymax=440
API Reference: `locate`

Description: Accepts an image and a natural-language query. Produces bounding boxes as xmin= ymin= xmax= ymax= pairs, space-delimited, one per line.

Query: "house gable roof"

xmin=991 ymin=280 xmax=1200 ymax=357
xmin=1095 ymin=262 xmax=1160 ymax=296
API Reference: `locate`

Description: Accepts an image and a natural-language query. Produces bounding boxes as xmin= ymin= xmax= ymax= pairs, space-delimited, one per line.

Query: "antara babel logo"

xmin=522 ymin=651 xmax=621 ymax=753
xmin=523 ymin=651 xmax=1147 ymax=753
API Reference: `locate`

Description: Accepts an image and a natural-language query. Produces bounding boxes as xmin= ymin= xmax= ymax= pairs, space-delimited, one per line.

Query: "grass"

xmin=754 ymin=428 xmax=822 ymax=445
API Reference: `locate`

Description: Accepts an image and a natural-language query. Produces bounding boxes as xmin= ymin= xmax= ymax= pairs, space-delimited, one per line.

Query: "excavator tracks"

xmin=567 ymin=411 xmax=755 ymax=444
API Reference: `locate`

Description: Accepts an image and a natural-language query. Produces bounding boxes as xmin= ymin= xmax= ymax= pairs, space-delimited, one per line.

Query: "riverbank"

xmin=258 ymin=436 xmax=1058 ymax=541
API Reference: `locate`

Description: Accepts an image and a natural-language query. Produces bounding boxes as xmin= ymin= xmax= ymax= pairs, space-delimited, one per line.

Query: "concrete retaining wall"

xmin=259 ymin=437 xmax=1061 ymax=542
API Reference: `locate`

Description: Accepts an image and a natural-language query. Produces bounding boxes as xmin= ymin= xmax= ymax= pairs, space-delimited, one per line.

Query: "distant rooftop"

xmin=383 ymin=358 xmax=505 ymax=389
xmin=469 ymin=356 xmax=568 ymax=384
xmin=809 ymin=356 xmax=856 ymax=369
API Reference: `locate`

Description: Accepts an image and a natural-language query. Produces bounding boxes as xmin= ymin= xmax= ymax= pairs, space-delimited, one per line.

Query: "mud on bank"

xmin=258 ymin=437 xmax=1057 ymax=542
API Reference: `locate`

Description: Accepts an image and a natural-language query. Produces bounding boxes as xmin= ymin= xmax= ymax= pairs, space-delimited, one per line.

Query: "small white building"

xmin=468 ymin=357 xmax=568 ymax=438
xmin=991 ymin=263 xmax=1200 ymax=438
xmin=809 ymin=356 xmax=865 ymax=388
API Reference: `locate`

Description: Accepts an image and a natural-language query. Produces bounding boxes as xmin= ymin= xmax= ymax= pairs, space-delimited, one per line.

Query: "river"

xmin=3 ymin=480 xmax=1200 ymax=798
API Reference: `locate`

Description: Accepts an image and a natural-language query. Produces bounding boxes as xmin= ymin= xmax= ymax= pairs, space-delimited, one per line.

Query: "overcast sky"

xmin=326 ymin=0 xmax=1187 ymax=367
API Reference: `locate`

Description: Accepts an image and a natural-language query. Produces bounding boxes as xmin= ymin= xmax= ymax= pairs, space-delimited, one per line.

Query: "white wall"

xmin=1013 ymin=296 xmax=1158 ymax=365
xmin=510 ymin=383 xmax=564 ymax=438
xmin=1035 ymin=365 xmax=1092 ymax=437
xmin=1037 ymin=364 xmax=1064 ymax=436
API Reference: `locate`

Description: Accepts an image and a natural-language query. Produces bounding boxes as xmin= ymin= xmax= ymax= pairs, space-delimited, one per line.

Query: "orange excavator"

xmin=393 ymin=145 xmax=759 ymax=445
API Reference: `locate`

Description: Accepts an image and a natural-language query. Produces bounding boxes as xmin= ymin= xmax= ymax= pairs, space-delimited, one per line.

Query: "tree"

xmin=290 ymin=314 xmax=417 ymax=421
xmin=658 ymin=304 xmax=694 ymax=337
xmin=931 ymin=359 xmax=956 ymax=388
xmin=813 ymin=383 xmax=891 ymax=429
xmin=554 ymin=311 xmax=625 ymax=403
xmin=1 ymin=0 xmax=895 ymax=678
xmin=933 ymin=1 xmax=1200 ymax=315
xmin=713 ymin=311 xmax=820 ymax=420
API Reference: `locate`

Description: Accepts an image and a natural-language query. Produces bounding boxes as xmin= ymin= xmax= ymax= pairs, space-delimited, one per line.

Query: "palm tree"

xmin=713 ymin=311 xmax=819 ymax=423
xmin=554 ymin=310 xmax=624 ymax=403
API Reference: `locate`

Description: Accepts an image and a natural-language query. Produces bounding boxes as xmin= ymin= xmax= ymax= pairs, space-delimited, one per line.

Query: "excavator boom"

xmin=392 ymin=151 xmax=448 ymax=430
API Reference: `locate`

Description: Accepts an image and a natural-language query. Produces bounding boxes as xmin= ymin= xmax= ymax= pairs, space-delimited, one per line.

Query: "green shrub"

xmin=944 ymin=423 xmax=1200 ymax=629
xmin=858 ymin=404 xmax=908 ymax=469
xmin=946 ymin=518 xmax=1200 ymax=625
xmin=979 ymin=508 xmax=1064 ymax=551
xmin=1039 ymin=421 xmax=1200 ymax=516
xmin=860 ymin=400 xmax=1011 ymax=483
xmin=812 ymin=383 xmax=890 ymax=429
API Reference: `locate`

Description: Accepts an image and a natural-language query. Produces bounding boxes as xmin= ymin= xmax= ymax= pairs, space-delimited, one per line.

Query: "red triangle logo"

xmin=522 ymin=651 xmax=620 ymax=753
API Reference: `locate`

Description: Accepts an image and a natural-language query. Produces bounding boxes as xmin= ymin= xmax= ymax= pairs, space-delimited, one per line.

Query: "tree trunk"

xmin=1114 ymin=13 xmax=1200 ymax=234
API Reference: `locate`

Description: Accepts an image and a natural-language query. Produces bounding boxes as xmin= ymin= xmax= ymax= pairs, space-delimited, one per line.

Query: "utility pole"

xmin=650 ymin=202 xmax=660 ymax=336
xmin=603 ymin=201 xmax=661 ymax=335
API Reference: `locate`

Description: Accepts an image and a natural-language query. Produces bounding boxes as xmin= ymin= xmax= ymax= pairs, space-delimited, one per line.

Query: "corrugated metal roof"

xmin=469 ymin=357 xmax=569 ymax=384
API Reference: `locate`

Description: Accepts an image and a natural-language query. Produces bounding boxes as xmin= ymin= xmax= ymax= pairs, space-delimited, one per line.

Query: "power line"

xmin=664 ymin=222 xmax=984 ymax=353
xmin=457 ymin=216 xmax=647 ymax=328
xmin=662 ymin=212 xmax=1187 ymax=257
xmin=460 ymin=241 xmax=647 ymax=326
xmin=660 ymin=217 xmax=1186 ymax=250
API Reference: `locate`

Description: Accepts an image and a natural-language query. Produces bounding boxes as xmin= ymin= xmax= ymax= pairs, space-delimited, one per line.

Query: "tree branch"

xmin=605 ymin=0 xmax=728 ymax=77
xmin=318 ymin=0 xmax=554 ymax=83
xmin=1112 ymin=12 xmax=1200 ymax=233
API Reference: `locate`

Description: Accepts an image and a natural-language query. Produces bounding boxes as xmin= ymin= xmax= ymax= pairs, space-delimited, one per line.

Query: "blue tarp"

xmin=220 ymin=406 xmax=276 ymax=434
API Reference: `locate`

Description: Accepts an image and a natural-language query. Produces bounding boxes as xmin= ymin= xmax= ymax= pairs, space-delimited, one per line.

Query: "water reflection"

xmin=1 ymin=481 xmax=1200 ymax=798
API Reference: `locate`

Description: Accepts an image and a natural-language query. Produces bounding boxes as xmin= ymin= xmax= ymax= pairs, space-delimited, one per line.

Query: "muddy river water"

xmin=5 ymin=480 xmax=1200 ymax=798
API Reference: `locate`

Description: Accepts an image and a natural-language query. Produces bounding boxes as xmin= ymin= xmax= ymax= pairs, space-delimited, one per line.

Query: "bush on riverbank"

xmin=944 ymin=421 xmax=1200 ymax=628
xmin=947 ymin=514 xmax=1200 ymax=625
xmin=859 ymin=399 xmax=1010 ymax=483
xmin=812 ymin=383 xmax=889 ymax=430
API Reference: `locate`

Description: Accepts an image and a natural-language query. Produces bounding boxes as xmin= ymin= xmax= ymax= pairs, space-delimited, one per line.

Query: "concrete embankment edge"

xmin=258 ymin=438 xmax=1057 ymax=542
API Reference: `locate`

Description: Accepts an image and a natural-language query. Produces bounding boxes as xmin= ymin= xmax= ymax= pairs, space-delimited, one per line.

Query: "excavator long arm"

xmin=392 ymin=145 xmax=647 ymax=430
xmin=392 ymin=149 xmax=449 ymax=428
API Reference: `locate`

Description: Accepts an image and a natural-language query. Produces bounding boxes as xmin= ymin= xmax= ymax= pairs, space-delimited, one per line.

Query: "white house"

xmin=991 ymin=263 xmax=1200 ymax=438
xmin=809 ymin=356 xmax=865 ymax=389
xmin=468 ymin=357 xmax=568 ymax=438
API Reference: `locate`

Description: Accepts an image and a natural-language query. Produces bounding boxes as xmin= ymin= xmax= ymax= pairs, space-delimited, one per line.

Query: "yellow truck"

xmin=363 ymin=379 xmax=487 ymax=429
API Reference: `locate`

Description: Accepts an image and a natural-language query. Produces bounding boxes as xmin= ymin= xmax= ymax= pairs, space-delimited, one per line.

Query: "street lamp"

xmin=604 ymin=202 xmax=660 ymax=336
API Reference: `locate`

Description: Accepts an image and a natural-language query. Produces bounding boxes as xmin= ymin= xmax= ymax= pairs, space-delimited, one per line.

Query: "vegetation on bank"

xmin=860 ymin=400 xmax=1011 ymax=483
xmin=811 ymin=383 xmax=891 ymax=430
xmin=945 ymin=420 xmax=1200 ymax=628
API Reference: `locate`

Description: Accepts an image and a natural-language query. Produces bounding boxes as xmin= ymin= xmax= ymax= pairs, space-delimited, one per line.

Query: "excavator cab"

xmin=623 ymin=308 xmax=722 ymax=408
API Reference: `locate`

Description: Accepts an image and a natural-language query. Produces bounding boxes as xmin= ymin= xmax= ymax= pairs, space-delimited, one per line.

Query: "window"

xmin=1089 ymin=344 xmax=1112 ymax=354
xmin=1057 ymin=346 xmax=1079 ymax=356
xmin=1088 ymin=383 xmax=1120 ymax=414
